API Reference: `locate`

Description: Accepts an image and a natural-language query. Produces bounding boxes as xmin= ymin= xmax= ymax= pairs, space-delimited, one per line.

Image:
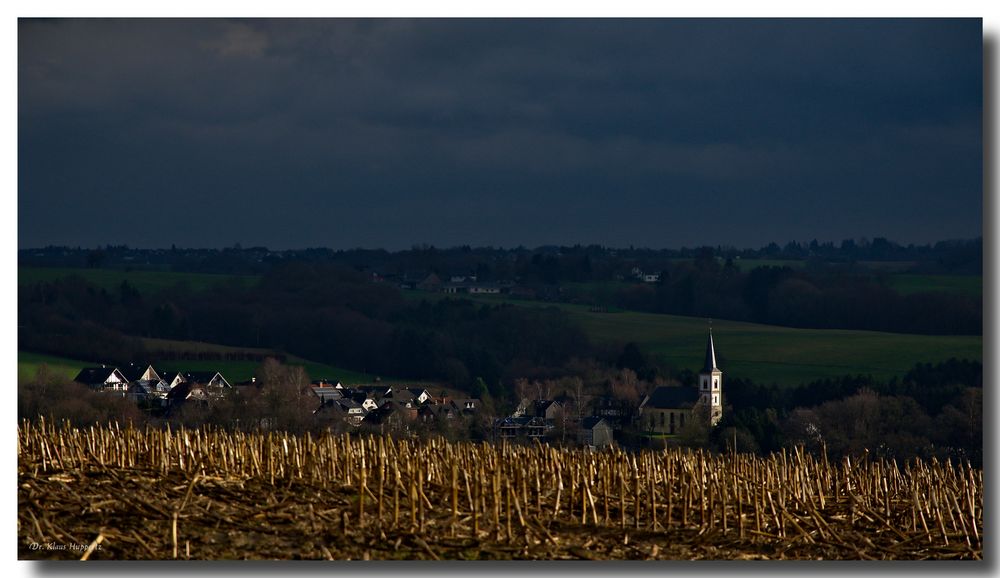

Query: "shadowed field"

xmin=18 ymin=421 xmax=982 ymax=560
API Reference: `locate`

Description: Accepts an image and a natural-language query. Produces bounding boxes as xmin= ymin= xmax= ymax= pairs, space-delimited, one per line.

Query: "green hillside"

xmin=404 ymin=291 xmax=981 ymax=386
xmin=17 ymin=352 xmax=98 ymax=384
xmin=573 ymin=309 xmax=980 ymax=386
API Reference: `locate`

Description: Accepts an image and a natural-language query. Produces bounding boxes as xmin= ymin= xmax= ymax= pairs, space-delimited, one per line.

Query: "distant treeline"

xmin=20 ymin=238 xmax=982 ymax=337
xmin=19 ymin=236 xmax=982 ymax=276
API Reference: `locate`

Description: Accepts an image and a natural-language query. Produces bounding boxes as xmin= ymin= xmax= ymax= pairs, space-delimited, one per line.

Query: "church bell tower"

xmin=698 ymin=329 xmax=723 ymax=426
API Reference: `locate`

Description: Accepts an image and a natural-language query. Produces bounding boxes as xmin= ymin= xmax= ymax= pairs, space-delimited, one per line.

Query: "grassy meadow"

xmin=17 ymin=352 xmax=99 ymax=384
xmin=405 ymin=291 xmax=981 ymax=386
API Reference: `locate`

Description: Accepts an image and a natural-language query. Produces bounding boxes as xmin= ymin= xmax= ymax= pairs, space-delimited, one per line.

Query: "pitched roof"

xmin=183 ymin=371 xmax=231 ymax=388
xmin=121 ymin=363 xmax=158 ymax=382
xmin=644 ymin=386 xmax=700 ymax=410
xmin=579 ymin=416 xmax=608 ymax=430
xmin=73 ymin=367 xmax=121 ymax=385
xmin=161 ymin=371 xmax=185 ymax=384
xmin=702 ymin=332 xmax=719 ymax=373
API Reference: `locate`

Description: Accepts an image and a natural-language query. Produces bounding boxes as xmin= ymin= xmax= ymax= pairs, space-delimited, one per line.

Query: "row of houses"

xmin=73 ymin=364 xmax=232 ymax=408
xmin=73 ymin=364 xmax=483 ymax=430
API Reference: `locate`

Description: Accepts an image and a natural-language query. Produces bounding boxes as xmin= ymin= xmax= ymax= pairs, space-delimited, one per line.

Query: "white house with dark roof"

xmin=73 ymin=367 xmax=129 ymax=395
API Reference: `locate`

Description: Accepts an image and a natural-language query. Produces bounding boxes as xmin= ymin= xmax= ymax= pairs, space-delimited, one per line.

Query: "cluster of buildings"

xmin=73 ymin=364 xmax=232 ymax=408
xmin=70 ymin=333 xmax=724 ymax=448
xmin=309 ymin=381 xmax=482 ymax=431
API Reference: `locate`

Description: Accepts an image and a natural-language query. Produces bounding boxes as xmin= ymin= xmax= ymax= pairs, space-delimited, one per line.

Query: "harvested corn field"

xmin=18 ymin=419 xmax=982 ymax=560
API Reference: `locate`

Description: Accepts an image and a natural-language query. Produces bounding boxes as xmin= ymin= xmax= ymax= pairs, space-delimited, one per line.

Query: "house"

xmin=418 ymin=403 xmax=459 ymax=423
xmin=126 ymin=382 xmax=152 ymax=404
xmin=73 ymin=367 xmax=129 ymax=395
xmin=386 ymin=387 xmax=432 ymax=406
xmin=364 ymin=401 xmax=416 ymax=430
xmin=161 ymin=371 xmax=187 ymax=390
xmin=346 ymin=390 xmax=381 ymax=411
xmin=417 ymin=273 xmax=443 ymax=292
xmin=451 ymin=398 xmax=481 ymax=415
xmin=443 ymin=281 xmax=504 ymax=295
xmin=166 ymin=382 xmax=211 ymax=408
xmin=183 ymin=371 xmax=232 ymax=390
xmin=496 ymin=416 xmax=553 ymax=441
xmin=592 ymin=397 xmax=639 ymax=430
xmin=336 ymin=398 xmax=368 ymax=426
xmin=311 ymin=380 xmax=344 ymax=403
xmin=407 ymin=387 xmax=432 ymax=405
xmin=578 ymin=417 xmax=614 ymax=449
xmin=386 ymin=389 xmax=416 ymax=405
xmin=514 ymin=399 xmax=563 ymax=421
xmin=121 ymin=363 xmax=161 ymax=384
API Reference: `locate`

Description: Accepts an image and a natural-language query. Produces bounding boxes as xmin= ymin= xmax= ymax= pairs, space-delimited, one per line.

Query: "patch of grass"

xmin=403 ymin=290 xmax=982 ymax=387
xmin=18 ymin=352 xmax=97 ymax=384
xmin=886 ymin=274 xmax=982 ymax=297
xmin=18 ymin=266 xmax=259 ymax=294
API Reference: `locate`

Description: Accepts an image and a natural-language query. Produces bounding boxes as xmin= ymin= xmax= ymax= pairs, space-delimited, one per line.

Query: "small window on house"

xmin=680 ymin=413 xmax=685 ymax=428
xmin=713 ymin=380 xmax=718 ymax=389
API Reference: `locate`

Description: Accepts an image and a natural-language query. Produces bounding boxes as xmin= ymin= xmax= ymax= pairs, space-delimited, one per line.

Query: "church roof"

xmin=643 ymin=386 xmax=700 ymax=410
xmin=702 ymin=332 xmax=719 ymax=373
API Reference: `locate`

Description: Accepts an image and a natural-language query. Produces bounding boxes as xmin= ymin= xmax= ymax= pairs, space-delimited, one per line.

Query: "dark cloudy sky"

xmin=18 ymin=18 xmax=982 ymax=250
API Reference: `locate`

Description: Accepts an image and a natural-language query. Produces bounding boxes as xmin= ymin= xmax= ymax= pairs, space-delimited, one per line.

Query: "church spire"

xmin=702 ymin=330 xmax=718 ymax=373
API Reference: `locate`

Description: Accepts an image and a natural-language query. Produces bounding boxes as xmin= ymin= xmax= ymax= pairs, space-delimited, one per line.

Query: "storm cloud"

xmin=18 ymin=18 xmax=982 ymax=249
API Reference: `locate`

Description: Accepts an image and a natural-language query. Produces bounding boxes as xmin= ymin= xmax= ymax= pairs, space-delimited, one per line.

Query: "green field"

xmin=404 ymin=291 xmax=981 ymax=386
xmin=18 ymin=267 xmax=259 ymax=294
xmin=17 ymin=352 xmax=99 ymax=384
xmin=886 ymin=274 xmax=982 ymax=297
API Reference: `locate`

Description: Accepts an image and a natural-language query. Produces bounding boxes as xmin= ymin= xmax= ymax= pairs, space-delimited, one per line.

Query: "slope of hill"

xmin=404 ymin=291 xmax=981 ymax=386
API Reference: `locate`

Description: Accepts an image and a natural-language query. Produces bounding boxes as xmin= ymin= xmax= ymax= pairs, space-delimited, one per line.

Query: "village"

xmin=70 ymin=334 xmax=724 ymax=450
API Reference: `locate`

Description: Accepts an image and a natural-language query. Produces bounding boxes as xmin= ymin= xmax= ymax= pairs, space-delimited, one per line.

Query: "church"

xmin=638 ymin=332 xmax=723 ymax=435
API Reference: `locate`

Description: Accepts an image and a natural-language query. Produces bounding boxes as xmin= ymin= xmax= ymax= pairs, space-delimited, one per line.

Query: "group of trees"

xmin=710 ymin=359 xmax=983 ymax=466
xmin=600 ymin=255 xmax=981 ymax=335
xmin=20 ymin=237 xmax=982 ymax=276
xmin=19 ymin=263 xmax=595 ymax=400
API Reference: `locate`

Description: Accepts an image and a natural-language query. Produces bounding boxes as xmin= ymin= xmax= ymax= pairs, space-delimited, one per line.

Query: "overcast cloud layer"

xmin=18 ymin=19 xmax=982 ymax=250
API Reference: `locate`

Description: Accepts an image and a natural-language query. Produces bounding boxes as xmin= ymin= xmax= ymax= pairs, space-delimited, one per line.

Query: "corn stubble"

xmin=18 ymin=418 xmax=982 ymax=560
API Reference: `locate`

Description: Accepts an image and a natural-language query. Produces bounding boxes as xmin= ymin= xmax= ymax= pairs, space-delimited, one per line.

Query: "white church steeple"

xmin=698 ymin=326 xmax=723 ymax=426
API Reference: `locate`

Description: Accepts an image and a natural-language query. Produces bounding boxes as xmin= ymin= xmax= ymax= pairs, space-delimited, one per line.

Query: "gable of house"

xmin=73 ymin=367 xmax=129 ymax=391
